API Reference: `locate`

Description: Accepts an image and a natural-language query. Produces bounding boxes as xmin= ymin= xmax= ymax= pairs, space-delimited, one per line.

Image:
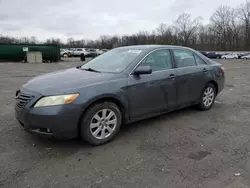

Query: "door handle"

xmin=168 ymin=74 xmax=175 ymax=79
xmin=203 ymin=68 xmax=208 ymax=72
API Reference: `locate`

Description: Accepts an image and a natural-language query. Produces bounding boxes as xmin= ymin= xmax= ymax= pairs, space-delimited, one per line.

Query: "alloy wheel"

xmin=203 ymin=87 xmax=215 ymax=107
xmin=90 ymin=109 xmax=117 ymax=140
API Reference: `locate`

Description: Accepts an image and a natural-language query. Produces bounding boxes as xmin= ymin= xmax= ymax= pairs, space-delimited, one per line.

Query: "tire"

xmin=223 ymin=57 xmax=226 ymax=59
xmin=80 ymin=102 xmax=122 ymax=145
xmin=197 ymin=83 xmax=216 ymax=111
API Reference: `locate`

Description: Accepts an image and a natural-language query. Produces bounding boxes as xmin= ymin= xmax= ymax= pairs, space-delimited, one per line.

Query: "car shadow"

xmin=24 ymin=106 xmax=202 ymax=155
xmin=24 ymin=134 xmax=92 ymax=158
xmin=120 ymin=106 xmax=198 ymax=135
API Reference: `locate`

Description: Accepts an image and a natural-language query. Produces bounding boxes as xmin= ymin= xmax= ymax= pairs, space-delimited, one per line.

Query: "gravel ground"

xmin=0 ymin=59 xmax=250 ymax=188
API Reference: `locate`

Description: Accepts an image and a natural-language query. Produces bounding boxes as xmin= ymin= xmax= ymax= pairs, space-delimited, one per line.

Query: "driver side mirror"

xmin=133 ymin=66 xmax=152 ymax=75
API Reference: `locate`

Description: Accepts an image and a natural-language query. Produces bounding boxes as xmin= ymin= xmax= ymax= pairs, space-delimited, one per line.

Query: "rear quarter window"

xmin=194 ymin=53 xmax=207 ymax=65
xmin=172 ymin=49 xmax=196 ymax=68
xmin=196 ymin=51 xmax=213 ymax=64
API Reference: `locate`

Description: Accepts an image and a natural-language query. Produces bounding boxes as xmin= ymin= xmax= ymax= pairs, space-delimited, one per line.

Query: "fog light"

xmin=39 ymin=128 xmax=52 ymax=133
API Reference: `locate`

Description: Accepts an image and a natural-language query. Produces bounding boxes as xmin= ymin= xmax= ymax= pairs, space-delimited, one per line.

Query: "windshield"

xmin=81 ymin=48 xmax=142 ymax=73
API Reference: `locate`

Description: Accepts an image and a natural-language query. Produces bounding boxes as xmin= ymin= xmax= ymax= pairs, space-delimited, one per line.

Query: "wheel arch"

xmin=77 ymin=95 xmax=129 ymax=136
xmin=207 ymin=80 xmax=218 ymax=95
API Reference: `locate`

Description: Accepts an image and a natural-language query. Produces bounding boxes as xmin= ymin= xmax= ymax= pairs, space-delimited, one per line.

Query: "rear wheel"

xmin=197 ymin=83 xmax=216 ymax=111
xmin=80 ymin=102 xmax=122 ymax=145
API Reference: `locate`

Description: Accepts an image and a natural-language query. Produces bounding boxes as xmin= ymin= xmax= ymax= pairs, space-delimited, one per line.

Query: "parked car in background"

xmin=241 ymin=54 xmax=250 ymax=59
xmin=71 ymin=48 xmax=88 ymax=57
xmin=206 ymin=52 xmax=221 ymax=59
xmin=237 ymin=53 xmax=246 ymax=59
xmin=98 ymin=49 xmax=109 ymax=55
xmin=199 ymin=51 xmax=207 ymax=56
xmin=85 ymin=49 xmax=98 ymax=58
xmin=221 ymin=53 xmax=238 ymax=59
xmin=223 ymin=53 xmax=238 ymax=59
xmin=15 ymin=45 xmax=225 ymax=145
xmin=65 ymin=49 xmax=73 ymax=57
xmin=200 ymin=51 xmax=221 ymax=59
xmin=60 ymin=49 xmax=70 ymax=57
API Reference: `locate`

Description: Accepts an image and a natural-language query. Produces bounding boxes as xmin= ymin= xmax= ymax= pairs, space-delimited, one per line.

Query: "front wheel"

xmin=80 ymin=102 xmax=122 ymax=145
xmin=197 ymin=83 xmax=216 ymax=111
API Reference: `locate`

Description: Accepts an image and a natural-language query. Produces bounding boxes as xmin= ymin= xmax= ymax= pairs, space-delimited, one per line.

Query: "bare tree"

xmin=1 ymin=2 xmax=250 ymax=51
xmin=210 ymin=5 xmax=233 ymax=50
xmin=156 ymin=23 xmax=167 ymax=44
xmin=19 ymin=37 xmax=29 ymax=43
xmin=30 ymin=36 xmax=38 ymax=44
xmin=227 ymin=8 xmax=242 ymax=50
xmin=67 ymin=37 xmax=74 ymax=47
xmin=173 ymin=13 xmax=202 ymax=46
xmin=238 ymin=0 xmax=250 ymax=49
xmin=156 ymin=24 xmax=175 ymax=44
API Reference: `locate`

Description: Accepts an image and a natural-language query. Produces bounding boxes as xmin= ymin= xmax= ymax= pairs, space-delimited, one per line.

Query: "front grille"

xmin=16 ymin=92 xmax=34 ymax=108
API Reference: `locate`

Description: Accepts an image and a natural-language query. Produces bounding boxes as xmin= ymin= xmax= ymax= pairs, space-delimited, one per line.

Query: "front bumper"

xmin=15 ymin=89 xmax=82 ymax=140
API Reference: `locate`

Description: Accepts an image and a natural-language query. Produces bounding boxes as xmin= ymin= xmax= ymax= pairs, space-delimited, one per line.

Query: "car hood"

xmin=22 ymin=67 xmax=114 ymax=95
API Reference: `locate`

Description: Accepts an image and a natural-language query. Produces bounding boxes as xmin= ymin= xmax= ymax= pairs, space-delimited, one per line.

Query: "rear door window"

xmin=172 ymin=49 xmax=196 ymax=68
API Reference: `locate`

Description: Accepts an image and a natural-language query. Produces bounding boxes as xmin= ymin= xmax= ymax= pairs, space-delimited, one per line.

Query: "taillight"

xmin=220 ymin=67 xmax=225 ymax=73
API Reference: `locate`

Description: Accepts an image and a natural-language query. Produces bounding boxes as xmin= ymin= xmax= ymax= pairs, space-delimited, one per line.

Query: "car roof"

xmin=115 ymin=45 xmax=193 ymax=51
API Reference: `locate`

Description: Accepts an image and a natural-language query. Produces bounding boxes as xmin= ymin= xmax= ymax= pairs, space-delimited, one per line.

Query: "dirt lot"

xmin=0 ymin=59 xmax=250 ymax=188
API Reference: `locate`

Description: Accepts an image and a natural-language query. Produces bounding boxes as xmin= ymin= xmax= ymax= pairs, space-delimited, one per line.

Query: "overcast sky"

xmin=0 ymin=0 xmax=246 ymax=42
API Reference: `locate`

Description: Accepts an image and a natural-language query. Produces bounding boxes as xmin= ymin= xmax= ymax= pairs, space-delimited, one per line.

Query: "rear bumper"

xmin=15 ymin=103 xmax=83 ymax=140
xmin=217 ymin=74 xmax=225 ymax=94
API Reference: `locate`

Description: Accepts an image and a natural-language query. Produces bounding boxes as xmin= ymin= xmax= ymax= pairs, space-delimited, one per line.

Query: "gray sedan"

xmin=15 ymin=45 xmax=225 ymax=145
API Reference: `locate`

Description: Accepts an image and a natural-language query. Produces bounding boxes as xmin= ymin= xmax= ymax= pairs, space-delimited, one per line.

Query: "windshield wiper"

xmin=80 ymin=67 xmax=101 ymax=73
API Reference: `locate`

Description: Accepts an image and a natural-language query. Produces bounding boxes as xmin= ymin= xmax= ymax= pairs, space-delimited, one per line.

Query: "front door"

xmin=126 ymin=49 xmax=177 ymax=120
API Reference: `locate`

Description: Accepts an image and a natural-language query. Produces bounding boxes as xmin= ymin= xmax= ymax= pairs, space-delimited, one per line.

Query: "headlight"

xmin=34 ymin=94 xmax=79 ymax=107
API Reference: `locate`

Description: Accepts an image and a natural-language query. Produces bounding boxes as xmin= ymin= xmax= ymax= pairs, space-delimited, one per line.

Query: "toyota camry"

xmin=15 ymin=45 xmax=225 ymax=145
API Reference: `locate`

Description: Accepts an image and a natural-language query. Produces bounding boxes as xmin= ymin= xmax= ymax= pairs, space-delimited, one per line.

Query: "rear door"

xmin=172 ymin=49 xmax=210 ymax=106
xmin=127 ymin=49 xmax=177 ymax=119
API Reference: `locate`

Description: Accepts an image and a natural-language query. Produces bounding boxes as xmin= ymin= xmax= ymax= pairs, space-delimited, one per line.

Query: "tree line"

xmin=1 ymin=1 xmax=250 ymax=51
